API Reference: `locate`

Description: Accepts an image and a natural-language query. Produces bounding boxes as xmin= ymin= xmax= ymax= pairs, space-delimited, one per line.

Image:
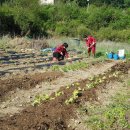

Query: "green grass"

xmin=82 ymin=78 xmax=130 ymax=130
xmin=97 ymin=41 xmax=130 ymax=59
xmin=127 ymin=79 xmax=130 ymax=87
xmin=84 ymin=94 xmax=130 ymax=130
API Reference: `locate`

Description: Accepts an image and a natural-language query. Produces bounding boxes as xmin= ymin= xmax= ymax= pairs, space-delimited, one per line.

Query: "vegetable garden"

xmin=0 ymin=54 xmax=130 ymax=129
xmin=0 ymin=0 xmax=130 ymax=129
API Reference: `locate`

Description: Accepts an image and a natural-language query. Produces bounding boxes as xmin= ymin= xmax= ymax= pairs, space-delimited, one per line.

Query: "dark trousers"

xmin=53 ymin=52 xmax=65 ymax=61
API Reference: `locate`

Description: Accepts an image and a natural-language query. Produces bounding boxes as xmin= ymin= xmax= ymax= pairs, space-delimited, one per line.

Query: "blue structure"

xmin=107 ymin=53 xmax=113 ymax=59
xmin=113 ymin=54 xmax=119 ymax=60
xmin=107 ymin=51 xmax=125 ymax=60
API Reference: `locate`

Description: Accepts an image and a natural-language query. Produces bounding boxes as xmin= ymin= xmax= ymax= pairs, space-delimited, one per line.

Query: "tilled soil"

xmin=0 ymin=57 xmax=83 ymax=77
xmin=0 ymin=71 xmax=63 ymax=101
xmin=0 ymin=62 xmax=129 ymax=130
xmin=0 ymin=79 xmax=100 ymax=130
xmin=0 ymin=60 xmax=117 ymax=118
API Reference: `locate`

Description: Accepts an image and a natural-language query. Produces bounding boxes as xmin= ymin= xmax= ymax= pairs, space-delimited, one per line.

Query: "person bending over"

xmin=53 ymin=43 xmax=69 ymax=61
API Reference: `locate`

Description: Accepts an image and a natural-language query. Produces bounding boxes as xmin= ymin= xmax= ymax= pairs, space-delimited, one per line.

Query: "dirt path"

xmin=0 ymin=60 xmax=119 ymax=117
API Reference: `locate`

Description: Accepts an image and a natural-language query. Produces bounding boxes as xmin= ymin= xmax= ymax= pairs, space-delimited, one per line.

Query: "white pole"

xmin=87 ymin=0 xmax=90 ymax=12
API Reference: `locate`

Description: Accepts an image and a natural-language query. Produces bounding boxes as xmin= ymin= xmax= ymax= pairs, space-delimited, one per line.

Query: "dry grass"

xmin=0 ymin=36 xmax=49 ymax=51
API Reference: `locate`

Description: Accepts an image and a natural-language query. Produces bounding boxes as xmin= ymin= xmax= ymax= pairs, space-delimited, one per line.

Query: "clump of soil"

xmin=111 ymin=62 xmax=129 ymax=74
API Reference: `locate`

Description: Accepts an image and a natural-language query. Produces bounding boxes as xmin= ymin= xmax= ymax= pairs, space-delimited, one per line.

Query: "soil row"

xmin=0 ymin=57 xmax=83 ymax=77
xmin=0 ymin=71 xmax=63 ymax=102
xmin=0 ymin=59 xmax=112 ymax=101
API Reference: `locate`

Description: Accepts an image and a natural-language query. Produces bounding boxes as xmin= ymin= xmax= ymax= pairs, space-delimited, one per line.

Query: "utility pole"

xmin=87 ymin=0 xmax=90 ymax=12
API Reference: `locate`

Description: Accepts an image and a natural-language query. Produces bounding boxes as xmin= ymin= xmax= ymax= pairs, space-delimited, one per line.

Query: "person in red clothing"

xmin=85 ymin=35 xmax=96 ymax=57
xmin=53 ymin=43 xmax=69 ymax=61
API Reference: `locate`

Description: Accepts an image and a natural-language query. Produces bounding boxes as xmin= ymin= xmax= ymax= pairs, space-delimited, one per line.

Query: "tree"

xmin=124 ymin=0 xmax=130 ymax=7
xmin=0 ymin=0 xmax=11 ymax=5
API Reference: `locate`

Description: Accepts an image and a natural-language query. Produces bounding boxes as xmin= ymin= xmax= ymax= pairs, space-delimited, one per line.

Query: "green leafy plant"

xmin=86 ymin=83 xmax=95 ymax=89
xmin=32 ymin=94 xmax=50 ymax=106
xmin=51 ymin=65 xmax=60 ymax=71
xmin=65 ymin=89 xmax=82 ymax=105
xmin=51 ymin=61 xmax=88 ymax=72
xmin=55 ymin=91 xmax=64 ymax=97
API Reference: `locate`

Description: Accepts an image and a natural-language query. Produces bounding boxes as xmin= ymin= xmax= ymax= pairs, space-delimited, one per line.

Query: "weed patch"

xmin=85 ymin=91 xmax=130 ymax=130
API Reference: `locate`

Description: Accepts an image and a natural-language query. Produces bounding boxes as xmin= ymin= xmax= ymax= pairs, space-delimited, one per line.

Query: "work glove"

xmin=66 ymin=54 xmax=69 ymax=58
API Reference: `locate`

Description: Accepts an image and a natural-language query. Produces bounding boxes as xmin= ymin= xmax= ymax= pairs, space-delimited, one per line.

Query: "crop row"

xmin=32 ymin=66 xmax=122 ymax=106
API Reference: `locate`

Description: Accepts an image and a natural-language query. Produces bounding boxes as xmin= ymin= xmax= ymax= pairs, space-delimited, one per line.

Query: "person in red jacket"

xmin=53 ymin=43 xmax=69 ymax=61
xmin=85 ymin=35 xmax=96 ymax=57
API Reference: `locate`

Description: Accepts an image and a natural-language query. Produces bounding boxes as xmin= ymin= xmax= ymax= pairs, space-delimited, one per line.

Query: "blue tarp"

xmin=41 ymin=48 xmax=56 ymax=52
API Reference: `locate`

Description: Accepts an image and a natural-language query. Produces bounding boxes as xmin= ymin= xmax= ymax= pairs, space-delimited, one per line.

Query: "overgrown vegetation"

xmin=85 ymin=93 xmax=130 ymax=130
xmin=0 ymin=0 xmax=130 ymax=43
xmin=81 ymin=78 xmax=130 ymax=130
xmin=51 ymin=61 xmax=89 ymax=72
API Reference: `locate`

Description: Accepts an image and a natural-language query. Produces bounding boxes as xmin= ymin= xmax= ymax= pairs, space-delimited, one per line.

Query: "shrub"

xmin=55 ymin=22 xmax=69 ymax=36
xmin=77 ymin=25 xmax=92 ymax=39
xmin=96 ymin=27 xmax=130 ymax=42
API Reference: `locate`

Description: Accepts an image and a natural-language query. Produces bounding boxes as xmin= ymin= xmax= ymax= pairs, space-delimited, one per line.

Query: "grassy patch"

xmin=50 ymin=61 xmax=89 ymax=72
xmin=84 ymin=92 xmax=130 ymax=130
xmin=127 ymin=79 xmax=130 ymax=87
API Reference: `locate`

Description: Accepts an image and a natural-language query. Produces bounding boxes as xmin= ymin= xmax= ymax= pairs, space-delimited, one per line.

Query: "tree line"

xmin=0 ymin=0 xmax=130 ymax=42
